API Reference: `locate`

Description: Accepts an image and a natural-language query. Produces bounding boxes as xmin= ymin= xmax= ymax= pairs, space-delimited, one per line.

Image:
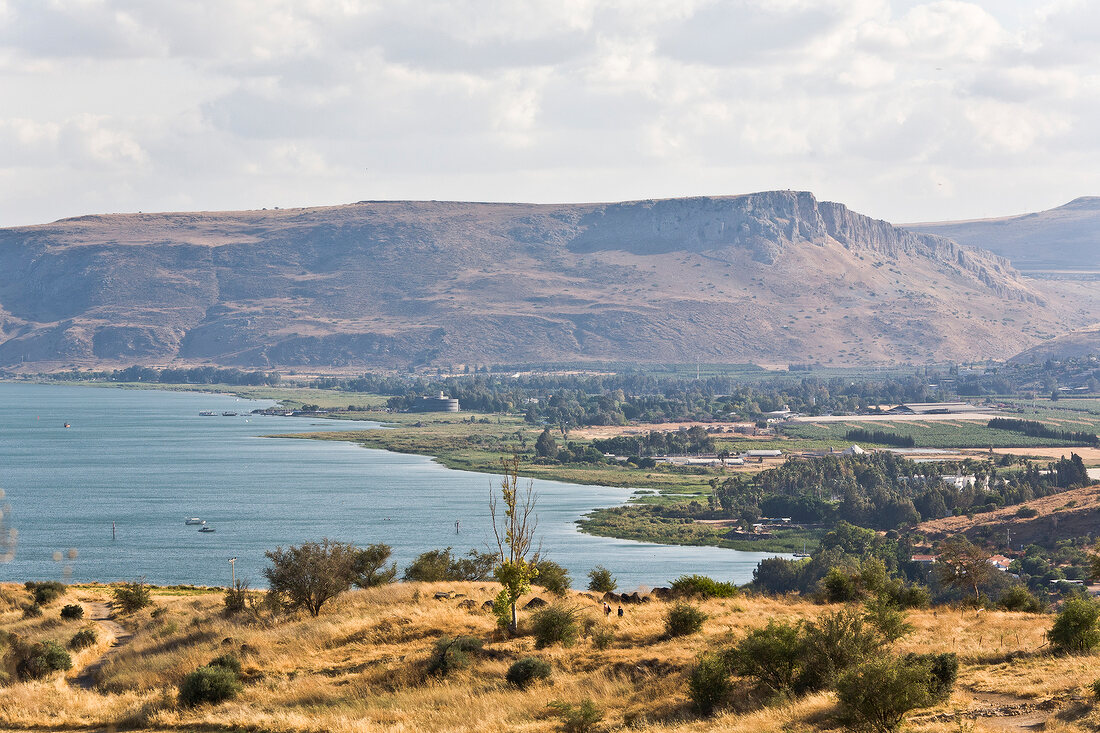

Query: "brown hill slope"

xmin=1011 ymin=322 xmax=1100 ymax=363
xmin=0 ymin=191 xmax=1084 ymax=370
xmin=906 ymin=196 xmax=1100 ymax=273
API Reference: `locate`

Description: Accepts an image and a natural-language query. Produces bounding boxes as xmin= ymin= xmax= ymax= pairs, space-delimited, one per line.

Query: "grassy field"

xmin=1 ymin=581 xmax=1096 ymax=732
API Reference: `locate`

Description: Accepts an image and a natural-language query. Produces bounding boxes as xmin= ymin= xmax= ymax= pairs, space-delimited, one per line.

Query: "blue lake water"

xmin=0 ymin=383 xmax=784 ymax=590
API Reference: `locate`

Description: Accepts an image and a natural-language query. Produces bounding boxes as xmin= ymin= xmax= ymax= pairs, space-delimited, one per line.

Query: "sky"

xmin=1 ymin=0 xmax=1098 ymax=227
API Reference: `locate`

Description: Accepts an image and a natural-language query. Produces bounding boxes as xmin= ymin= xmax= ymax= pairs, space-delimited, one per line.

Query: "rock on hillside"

xmin=0 ymin=191 xmax=1081 ymax=370
xmin=905 ymin=196 xmax=1100 ymax=272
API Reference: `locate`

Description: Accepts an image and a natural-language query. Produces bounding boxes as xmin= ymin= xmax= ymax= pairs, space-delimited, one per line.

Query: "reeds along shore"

xmin=0 ymin=580 xmax=1097 ymax=732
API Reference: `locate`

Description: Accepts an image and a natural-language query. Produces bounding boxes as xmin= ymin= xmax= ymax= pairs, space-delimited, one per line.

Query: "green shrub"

xmin=113 ymin=579 xmax=152 ymax=614
xmin=999 ymin=585 xmax=1042 ymax=613
xmin=22 ymin=603 xmax=42 ymax=619
xmin=837 ymin=655 xmax=934 ymax=732
xmin=665 ymin=601 xmax=707 ymax=637
xmin=670 ymin=574 xmax=738 ymax=599
xmin=904 ymin=652 xmax=958 ymax=702
xmin=426 ymin=635 xmax=482 ymax=677
xmin=25 ymin=581 xmax=66 ymax=605
xmin=688 ymin=651 xmax=732 ymax=715
xmin=223 ymin=580 xmax=250 ymax=615
xmin=895 ymin=584 xmax=931 ymax=609
xmin=800 ymin=606 xmax=889 ymax=691
xmin=506 ymin=656 xmax=552 ymax=688
xmin=208 ymin=653 xmax=242 ymax=675
xmin=863 ymin=596 xmax=913 ymax=642
xmin=548 ymin=698 xmax=603 ymax=733
xmin=17 ymin=640 xmax=72 ymax=680
xmin=1048 ymin=597 xmax=1100 ymax=654
xmin=820 ymin=567 xmax=861 ymax=603
xmin=590 ymin=626 xmax=614 ymax=650
xmin=1092 ymin=678 xmax=1100 ymax=699
xmin=69 ymin=628 xmax=97 ymax=650
xmin=532 ymin=605 xmax=579 ymax=649
xmin=534 ymin=560 xmax=572 ymax=596
xmin=726 ymin=619 xmax=805 ymax=695
xmin=178 ymin=664 xmax=242 ymax=707
xmin=403 ymin=547 xmax=496 ymax=582
xmin=60 ymin=604 xmax=84 ymax=620
xmin=1016 ymin=506 xmax=1039 ymax=518
xmin=586 ymin=565 xmax=617 ymax=593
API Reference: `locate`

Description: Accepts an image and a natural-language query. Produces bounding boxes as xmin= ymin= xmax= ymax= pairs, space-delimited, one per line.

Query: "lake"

xmin=0 ymin=382 xmax=784 ymax=590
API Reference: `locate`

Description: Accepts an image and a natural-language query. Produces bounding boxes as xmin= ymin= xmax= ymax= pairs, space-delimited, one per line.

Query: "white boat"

xmin=185 ymin=517 xmax=203 ymax=525
xmin=198 ymin=525 xmax=216 ymax=533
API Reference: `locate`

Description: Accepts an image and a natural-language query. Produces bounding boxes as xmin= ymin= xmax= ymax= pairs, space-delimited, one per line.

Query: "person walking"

xmin=617 ymin=605 xmax=624 ymax=618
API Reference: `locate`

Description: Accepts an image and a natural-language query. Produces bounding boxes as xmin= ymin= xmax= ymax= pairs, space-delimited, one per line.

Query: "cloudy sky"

xmin=1 ymin=0 xmax=1097 ymax=227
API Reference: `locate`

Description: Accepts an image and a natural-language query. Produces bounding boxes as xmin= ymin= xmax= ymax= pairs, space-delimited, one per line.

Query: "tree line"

xmin=987 ymin=418 xmax=1100 ymax=447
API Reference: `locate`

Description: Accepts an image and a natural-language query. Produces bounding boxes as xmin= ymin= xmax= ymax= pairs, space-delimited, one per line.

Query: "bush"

xmin=426 ymin=635 xmax=482 ymax=677
xmin=506 ymin=656 xmax=552 ymax=688
xmin=589 ymin=626 xmax=614 ymax=650
xmin=25 ymin=581 xmax=66 ymax=605
xmin=60 ymin=604 xmax=84 ymax=620
xmin=223 ymin=579 xmax=250 ymax=615
xmin=1048 ymin=596 xmax=1100 ymax=654
xmin=17 ymin=640 xmax=72 ymax=680
xmin=208 ymin=653 xmax=242 ymax=675
xmin=69 ymin=628 xmax=97 ymax=650
xmin=1016 ymin=506 xmax=1039 ymax=518
xmin=113 ymin=578 xmax=152 ymax=614
xmin=837 ymin=656 xmax=931 ymax=732
xmin=904 ymin=652 xmax=958 ymax=702
xmin=895 ymin=584 xmax=931 ymax=610
xmin=534 ymin=560 xmax=572 ymax=595
xmin=403 ymin=547 xmax=497 ymax=582
xmin=178 ymin=664 xmax=242 ymax=707
xmin=548 ymin=698 xmax=603 ymax=733
xmin=665 ymin=601 xmax=707 ymax=637
xmin=820 ymin=567 xmax=861 ymax=603
xmin=532 ymin=605 xmax=579 ymax=649
xmin=587 ymin=565 xmax=617 ymax=593
xmin=727 ymin=619 xmax=805 ymax=694
xmin=22 ymin=603 xmax=42 ymax=619
xmin=688 ymin=651 xmax=732 ymax=715
xmin=863 ymin=596 xmax=913 ymax=643
xmin=999 ymin=585 xmax=1043 ymax=613
xmin=800 ymin=606 xmax=889 ymax=691
xmin=1092 ymin=678 xmax=1100 ymax=699
xmin=670 ymin=574 xmax=738 ymax=599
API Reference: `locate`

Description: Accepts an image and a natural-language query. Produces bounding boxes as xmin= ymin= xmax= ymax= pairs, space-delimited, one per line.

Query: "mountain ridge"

xmin=0 ymin=191 xmax=1086 ymax=371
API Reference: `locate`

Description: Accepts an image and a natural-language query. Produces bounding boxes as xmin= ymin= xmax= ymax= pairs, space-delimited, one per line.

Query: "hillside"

xmin=0 ymin=191 xmax=1087 ymax=371
xmin=907 ymin=196 xmax=1100 ymax=274
xmin=1 ymin=581 xmax=1092 ymax=732
xmin=1011 ymin=323 xmax=1100 ymax=363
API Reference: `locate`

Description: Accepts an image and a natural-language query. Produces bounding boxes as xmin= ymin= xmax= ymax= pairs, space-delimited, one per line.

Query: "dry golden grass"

xmin=3 ymin=582 xmax=1100 ymax=732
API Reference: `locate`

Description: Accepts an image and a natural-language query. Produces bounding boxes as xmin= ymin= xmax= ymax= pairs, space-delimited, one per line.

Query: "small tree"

xmin=352 ymin=543 xmax=398 ymax=588
xmin=113 ymin=578 xmax=152 ymax=613
xmin=727 ymin=619 xmax=805 ymax=695
xmin=532 ymin=604 xmax=580 ymax=648
xmin=403 ymin=547 xmax=496 ymax=582
xmin=934 ymin=536 xmax=994 ymax=604
xmin=688 ymin=651 xmax=732 ymax=715
xmin=836 ymin=655 xmax=941 ymax=733
xmin=665 ymin=601 xmax=707 ymax=637
xmin=535 ymin=428 xmax=558 ymax=460
xmin=534 ymin=560 xmax=572 ymax=595
xmin=1048 ymin=596 xmax=1100 ymax=654
xmin=263 ymin=538 xmax=357 ymax=616
xmin=490 ymin=456 xmax=539 ymax=633
xmin=587 ymin=565 xmax=617 ymax=593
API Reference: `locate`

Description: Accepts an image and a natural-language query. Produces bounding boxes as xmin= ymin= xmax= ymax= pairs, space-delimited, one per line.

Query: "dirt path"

xmin=71 ymin=600 xmax=132 ymax=690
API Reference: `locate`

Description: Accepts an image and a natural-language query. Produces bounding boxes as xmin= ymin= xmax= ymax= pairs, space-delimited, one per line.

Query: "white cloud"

xmin=0 ymin=0 xmax=1098 ymax=225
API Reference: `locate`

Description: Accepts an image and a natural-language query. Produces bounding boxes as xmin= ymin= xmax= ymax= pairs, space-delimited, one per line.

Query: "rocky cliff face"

xmin=0 ymin=192 xmax=1082 ymax=370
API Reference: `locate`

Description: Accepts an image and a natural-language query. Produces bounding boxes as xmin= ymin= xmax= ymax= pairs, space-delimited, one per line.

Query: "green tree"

xmin=403 ymin=547 xmax=496 ymax=582
xmin=1048 ymin=596 xmax=1100 ymax=654
xmin=263 ymin=538 xmax=357 ymax=616
xmin=535 ymin=428 xmax=558 ymax=459
xmin=490 ymin=456 xmax=540 ymax=633
xmin=934 ymin=536 xmax=994 ymax=604
xmin=352 ymin=543 xmax=398 ymax=588
xmin=587 ymin=565 xmax=617 ymax=593
xmin=837 ymin=655 xmax=946 ymax=733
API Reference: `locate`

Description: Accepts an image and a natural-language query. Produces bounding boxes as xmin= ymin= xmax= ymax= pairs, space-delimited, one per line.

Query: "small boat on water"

xmin=63 ymin=423 xmax=70 ymax=428
xmin=198 ymin=525 xmax=216 ymax=533
xmin=222 ymin=411 xmax=238 ymax=417
xmin=199 ymin=411 xmax=216 ymax=416
xmin=185 ymin=517 xmax=203 ymax=525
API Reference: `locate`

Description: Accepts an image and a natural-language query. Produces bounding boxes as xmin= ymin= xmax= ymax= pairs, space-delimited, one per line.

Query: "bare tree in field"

xmin=490 ymin=455 xmax=539 ymax=633
xmin=934 ymin=536 xmax=994 ymax=604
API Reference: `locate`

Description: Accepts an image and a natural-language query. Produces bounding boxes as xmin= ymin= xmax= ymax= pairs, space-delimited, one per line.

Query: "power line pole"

xmin=228 ymin=557 xmax=237 ymax=587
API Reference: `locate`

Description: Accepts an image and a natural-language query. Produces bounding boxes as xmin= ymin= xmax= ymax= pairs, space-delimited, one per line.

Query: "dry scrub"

xmin=2 ymin=582 xmax=1100 ymax=731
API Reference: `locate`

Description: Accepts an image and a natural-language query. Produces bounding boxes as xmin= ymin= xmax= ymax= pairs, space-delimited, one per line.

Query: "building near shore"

xmin=411 ymin=391 xmax=460 ymax=412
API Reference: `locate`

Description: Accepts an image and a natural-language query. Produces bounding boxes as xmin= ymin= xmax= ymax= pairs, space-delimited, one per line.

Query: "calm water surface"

xmin=0 ymin=383 xmax=784 ymax=589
